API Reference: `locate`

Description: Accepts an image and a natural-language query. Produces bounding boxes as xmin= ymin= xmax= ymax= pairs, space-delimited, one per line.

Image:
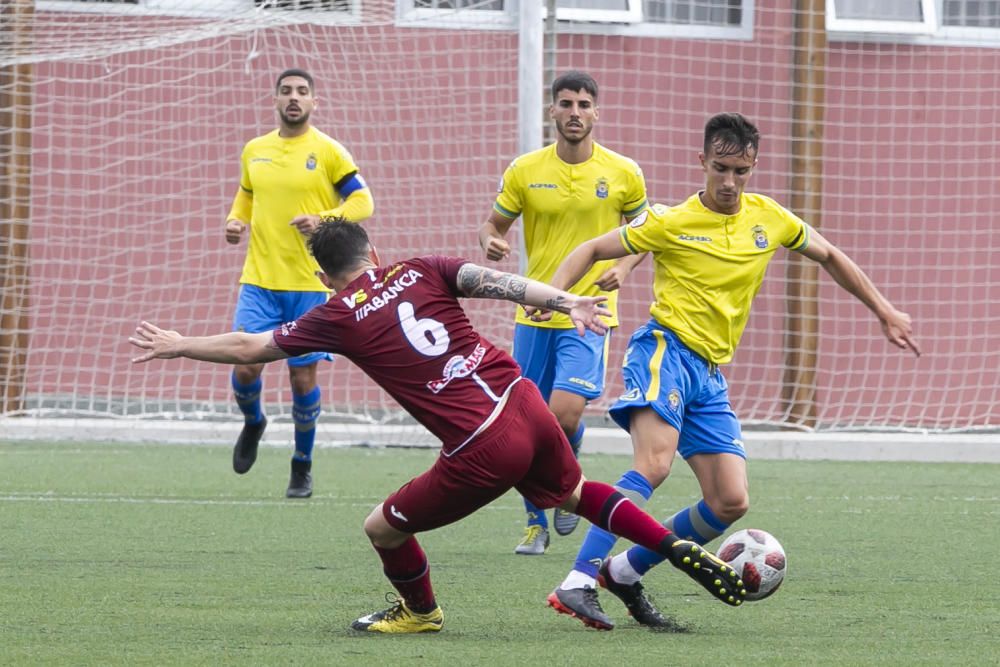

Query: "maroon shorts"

xmin=381 ymin=379 xmax=582 ymax=533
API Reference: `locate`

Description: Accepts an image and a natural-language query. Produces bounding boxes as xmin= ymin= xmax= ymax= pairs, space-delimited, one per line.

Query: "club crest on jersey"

xmin=595 ymin=177 xmax=609 ymax=199
xmin=427 ymin=344 xmax=487 ymax=394
xmin=305 ymin=153 xmax=317 ymax=170
xmin=667 ymin=388 xmax=681 ymax=412
xmin=752 ymin=225 xmax=769 ymax=249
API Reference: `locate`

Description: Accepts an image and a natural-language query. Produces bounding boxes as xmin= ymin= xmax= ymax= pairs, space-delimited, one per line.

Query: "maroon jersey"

xmin=272 ymin=255 xmax=523 ymax=455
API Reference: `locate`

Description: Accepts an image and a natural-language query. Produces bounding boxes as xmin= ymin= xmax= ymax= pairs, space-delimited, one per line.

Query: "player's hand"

xmin=129 ymin=321 xmax=184 ymax=363
xmin=289 ymin=214 xmax=322 ymax=236
xmin=523 ymin=306 xmax=554 ymax=323
xmin=594 ymin=265 xmax=628 ymax=291
xmin=568 ymin=296 xmax=610 ymax=336
xmin=483 ymin=237 xmax=511 ymax=262
xmin=225 ymin=219 xmax=246 ymax=244
xmin=880 ymin=308 xmax=921 ymax=357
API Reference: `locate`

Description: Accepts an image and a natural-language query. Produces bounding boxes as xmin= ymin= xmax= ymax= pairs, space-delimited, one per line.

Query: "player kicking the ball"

xmin=130 ymin=219 xmax=745 ymax=633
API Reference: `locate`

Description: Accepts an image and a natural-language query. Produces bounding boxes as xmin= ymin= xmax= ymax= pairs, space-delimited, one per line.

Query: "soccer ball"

xmin=717 ymin=528 xmax=786 ymax=601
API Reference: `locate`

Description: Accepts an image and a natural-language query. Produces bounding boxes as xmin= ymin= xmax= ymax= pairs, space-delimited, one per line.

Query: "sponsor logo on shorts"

xmin=619 ymin=388 xmax=641 ymax=401
xmin=278 ymin=321 xmax=298 ymax=337
xmin=732 ymin=438 xmax=745 ymax=450
xmin=568 ymin=377 xmax=597 ymax=391
xmin=427 ymin=344 xmax=487 ymax=394
xmin=667 ymin=388 xmax=681 ymax=412
xmin=389 ymin=505 xmax=408 ymax=522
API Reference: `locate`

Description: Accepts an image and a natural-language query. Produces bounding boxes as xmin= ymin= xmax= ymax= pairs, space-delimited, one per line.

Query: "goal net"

xmin=2 ymin=0 xmax=998 ymax=444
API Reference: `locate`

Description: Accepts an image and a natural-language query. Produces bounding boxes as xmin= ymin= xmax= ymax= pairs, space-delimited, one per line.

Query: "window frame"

xmin=38 ymin=0 xmax=361 ymax=20
xmin=826 ymin=0 xmax=938 ymax=34
xmin=826 ymin=0 xmax=1000 ymax=47
xmin=395 ymin=0 xmax=754 ymax=41
xmin=542 ymin=0 xmax=643 ymax=25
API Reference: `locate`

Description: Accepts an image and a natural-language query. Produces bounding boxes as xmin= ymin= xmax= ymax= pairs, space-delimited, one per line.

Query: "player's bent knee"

xmin=364 ymin=503 xmax=412 ymax=548
xmin=634 ymin=455 xmax=673 ymax=488
xmin=713 ymin=495 xmax=750 ymax=524
xmin=233 ymin=363 xmax=264 ymax=383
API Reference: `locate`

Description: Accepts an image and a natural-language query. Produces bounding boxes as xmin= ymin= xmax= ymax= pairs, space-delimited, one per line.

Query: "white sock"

xmin=609 ymin=552 xmax=641 ymax=585
xmin=560 ymin=570 xmax=597 ymax=590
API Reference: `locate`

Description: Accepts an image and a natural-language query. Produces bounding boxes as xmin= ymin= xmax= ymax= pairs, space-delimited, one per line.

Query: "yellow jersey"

xmin=619 ymin=193 xmax=811 ymax=364
xmin=231 ymin=127 xmax=362 ymax=291
xmin=494 ymin=142 xmax=647 ymax=328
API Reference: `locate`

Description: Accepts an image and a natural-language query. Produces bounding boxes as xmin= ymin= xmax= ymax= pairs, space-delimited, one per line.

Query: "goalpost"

xmin=1 ymin=0 xmax=999 ymax=447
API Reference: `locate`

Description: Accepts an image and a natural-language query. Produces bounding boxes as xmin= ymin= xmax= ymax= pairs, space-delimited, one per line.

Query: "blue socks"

xmin=231 ymin=374 xmax=264 ymax=425
xmin=572 ymin=470 xmax=653 ymax=578
xmin=291 ymin=386 xmax=321 ymax=462
xmin=625 ymin=499 xmax=729 ymax=575
xmin=232 ymin=374 xmax=321 ymax=462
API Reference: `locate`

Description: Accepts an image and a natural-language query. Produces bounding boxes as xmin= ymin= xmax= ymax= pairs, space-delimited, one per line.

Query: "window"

xmin=40 ymin=0 xmax=356 ymax=17
xmin=397 ymin=0 xmax=752 ymax=39
xmin=413 ymin=1 xmax=504 ymax=7
xmin=645 ymin=0 xmax=743 ymax=27
xmin=543 ymin=0 xmax=643 ymax=24
xmin=827 ymin=0 xmax=938 ymax=34
xmin=253 ymin=0 xmax=349 ymax=9
xmin=942 ymin=0 xmax=1000 ymax=28
xmin=827 ymin=0 xmax=1000 ymax=45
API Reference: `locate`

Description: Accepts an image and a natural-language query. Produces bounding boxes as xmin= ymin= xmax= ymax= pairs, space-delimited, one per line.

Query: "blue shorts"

xmin=608 ymin=320 xmax=745 ymax=459
xmin=511 ymin=324 xmax=610 ymax=402
xmin=233 ymin=284 xmax=331 ymax=367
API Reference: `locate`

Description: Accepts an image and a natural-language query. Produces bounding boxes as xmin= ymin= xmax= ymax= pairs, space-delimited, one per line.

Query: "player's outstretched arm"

xmin=456 ymin=263 xmax=610 ymax=336
xmin=129 ymin=322 xmax=290 ymax=365
xmin=799 ymin=231 xmax=921 ymax=357
xmin=550 ymin=226 xmax=631 ymax=292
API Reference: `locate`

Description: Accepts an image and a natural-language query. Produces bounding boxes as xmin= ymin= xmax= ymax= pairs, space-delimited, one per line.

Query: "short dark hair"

xmin=308 ymin=218 xmax=370 ymax=277
xmin=275 ymin=68 xmax=315 ymax=94
xmin=551 ymin=70 xmax=598 ymax=102
xmin=704 ymin=112 xmax=760 ymax=158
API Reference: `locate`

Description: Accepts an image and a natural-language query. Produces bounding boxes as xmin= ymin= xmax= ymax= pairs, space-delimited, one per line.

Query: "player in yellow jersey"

xmin=546 ymin=112 xmax=920 ymax=629
xmin=479 ymin=71 xmax=648 ymax=554
xmin=224 ymin=69 xmax=374 ymax=498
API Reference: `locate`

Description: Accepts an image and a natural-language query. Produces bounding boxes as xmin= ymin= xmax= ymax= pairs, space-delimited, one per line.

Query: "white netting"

xmin=1 ymin=0 xmax=998 ymax=441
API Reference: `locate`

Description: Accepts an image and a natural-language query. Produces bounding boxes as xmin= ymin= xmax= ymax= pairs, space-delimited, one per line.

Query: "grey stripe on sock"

xmin=613 ymin=485 xmax=648 ymax=508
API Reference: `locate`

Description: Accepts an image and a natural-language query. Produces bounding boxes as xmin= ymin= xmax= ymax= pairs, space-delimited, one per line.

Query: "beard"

xmin=555 ymin=120 xmax=590 ymax=144
xmin=279 ymin=109 xmax=311 ymax=127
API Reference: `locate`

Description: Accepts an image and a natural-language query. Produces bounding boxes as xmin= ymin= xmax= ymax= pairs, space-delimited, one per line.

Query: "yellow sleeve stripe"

xmin=493 ymin=202 xmax=519 ymax=219
xmin=619 ymin=226 xmax=641 ymax=255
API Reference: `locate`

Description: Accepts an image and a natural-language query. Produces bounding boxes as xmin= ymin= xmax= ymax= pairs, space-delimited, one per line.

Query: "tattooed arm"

xmin=456 ymin=262 xmax=610 ymax=336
